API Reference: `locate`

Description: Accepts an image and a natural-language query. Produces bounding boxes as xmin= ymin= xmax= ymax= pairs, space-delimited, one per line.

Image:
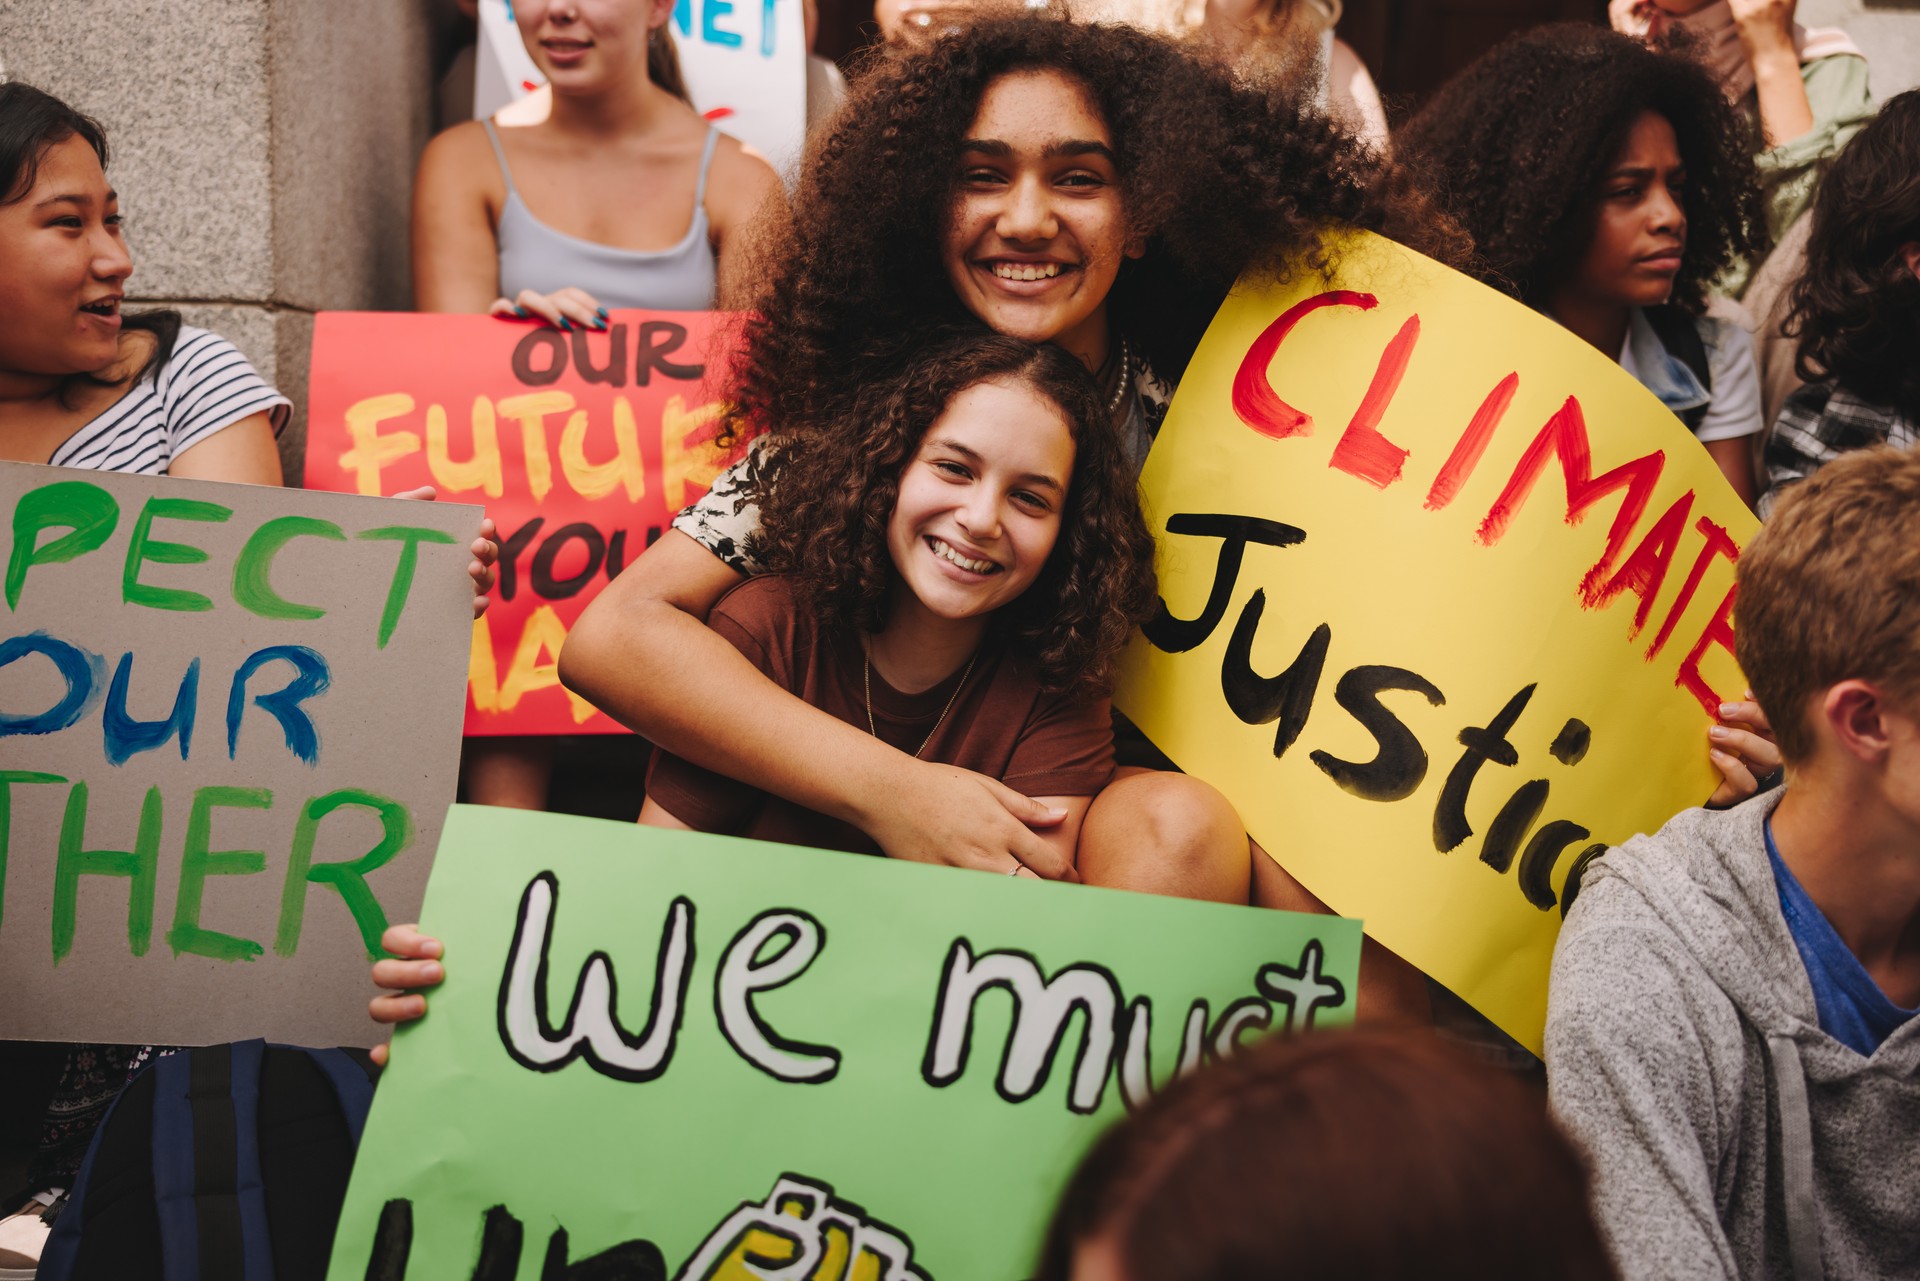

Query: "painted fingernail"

xmin=513 ymin=305 xmax=529 ymax=317
xmin=559 ymin=318 xmax=572 ymax=331
xmin=596 ymin=307 xmax=610 ymax=320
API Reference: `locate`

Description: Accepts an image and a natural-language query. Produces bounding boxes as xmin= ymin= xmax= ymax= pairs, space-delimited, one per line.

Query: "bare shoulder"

xmin=418 ymin=120 xmax=502 ymax=193
xmin=705 ymin=133 xmax=784 ymax=229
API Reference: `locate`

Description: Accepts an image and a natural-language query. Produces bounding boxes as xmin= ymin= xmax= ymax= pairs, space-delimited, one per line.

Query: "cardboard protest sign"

xmin=474 ymin=0 xmax=807 ymax=180
xmin=1115 ymin=232 xmax=1759 ymax=1055
xmin=305 ymin=311 xmax=738 ymax=736
xmin=328 ymin=806 xmax=1360 ymax=1278
xmin=0 ymin=463 xmax=474 ymax=1046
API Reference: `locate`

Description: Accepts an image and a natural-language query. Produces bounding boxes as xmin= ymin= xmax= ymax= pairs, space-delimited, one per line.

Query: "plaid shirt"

xmin=1762 ymin=382 xmax=1919 ymax=516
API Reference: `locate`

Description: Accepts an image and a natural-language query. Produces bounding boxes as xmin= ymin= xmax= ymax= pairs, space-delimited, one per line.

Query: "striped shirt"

xmin=48 ymin=326 xmax=290 ymax=475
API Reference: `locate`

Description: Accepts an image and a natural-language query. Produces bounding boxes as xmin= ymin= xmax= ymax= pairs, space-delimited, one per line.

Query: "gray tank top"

xmin=484 ymin=119 xmax=720 ymax=312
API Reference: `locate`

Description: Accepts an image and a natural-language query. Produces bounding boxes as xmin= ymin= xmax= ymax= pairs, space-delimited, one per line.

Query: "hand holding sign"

xmin=1117 ymin=232 xmax=1759 ymax=1054
xmin=327 ymin=808 xmax=1360 ymax=1279
xmin=307 ymin=310 xmax=739 ymax=736
xmin=0 ymin=464 xmax=474 ymax=1047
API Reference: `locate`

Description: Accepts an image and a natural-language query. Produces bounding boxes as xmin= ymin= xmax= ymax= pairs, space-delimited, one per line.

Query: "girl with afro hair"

xmin=551 ymin=14 xmax=1464 ymax=1018
xmin=1400 ymin=22 xmax=1769 ymax=508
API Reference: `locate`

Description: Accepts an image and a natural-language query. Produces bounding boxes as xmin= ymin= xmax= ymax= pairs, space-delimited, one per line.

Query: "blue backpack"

xmin=38 ymin=1041 xmax=377 ymax=1281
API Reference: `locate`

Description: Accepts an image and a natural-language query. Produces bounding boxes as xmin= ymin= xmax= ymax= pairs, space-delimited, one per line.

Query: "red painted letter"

xmin=1647 ymin=516 xmax=1739 ymax=660
xmin=1328 ymin=314 xmax=1419 ymax=489
xmin=1231 ymin=290 xmax=1377 ymax=440
xmin=1676 ymin=583 xmax=1738 ymax=715
xmin=1476 ymin=397 xmax=1667 ymax=599
xmin=1426 ymin=372 xmax=1519 ymax=511
xmin=1591 ymin=490 xmax=1694 ymax=630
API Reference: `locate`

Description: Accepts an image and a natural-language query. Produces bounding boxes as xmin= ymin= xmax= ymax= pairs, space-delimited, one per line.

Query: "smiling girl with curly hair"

xmin=637 ymin=330 xmax=1157 ymax=857
xmin=558 ymin=12 xmax=1460 ymax=896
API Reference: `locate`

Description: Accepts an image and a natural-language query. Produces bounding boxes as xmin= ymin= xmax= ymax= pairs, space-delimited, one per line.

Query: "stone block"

xmin=268 ymin=0 xmax=436 ymax=312
xmin=1 ymin=0 xmax=276 ymax=301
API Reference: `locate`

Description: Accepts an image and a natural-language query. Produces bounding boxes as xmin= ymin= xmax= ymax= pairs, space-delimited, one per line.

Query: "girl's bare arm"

xmin=559 ymin=531 xmax=1076 ymax=879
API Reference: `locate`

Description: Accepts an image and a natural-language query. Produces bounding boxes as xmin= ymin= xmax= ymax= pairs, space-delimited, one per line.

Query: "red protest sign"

xmin=306 ymin=311 xmax=742 ymax=735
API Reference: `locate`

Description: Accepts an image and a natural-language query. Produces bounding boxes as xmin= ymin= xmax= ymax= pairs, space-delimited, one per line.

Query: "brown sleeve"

xmin=639 ymin=578 xmax=793 ymax=832
xmin=643 ymin=749 xmax=762 ymax=834
xmin=1000 ymin=695 xmax=1115 ymax=798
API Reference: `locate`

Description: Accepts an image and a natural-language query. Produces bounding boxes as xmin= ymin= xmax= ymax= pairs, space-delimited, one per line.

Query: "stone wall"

xmin=0 ymin=0 xmax=438 ymax=483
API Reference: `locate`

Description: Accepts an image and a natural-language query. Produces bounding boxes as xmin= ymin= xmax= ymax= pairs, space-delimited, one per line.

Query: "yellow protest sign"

xmin=1115 ymin=232 xmax=1759 ymax=1054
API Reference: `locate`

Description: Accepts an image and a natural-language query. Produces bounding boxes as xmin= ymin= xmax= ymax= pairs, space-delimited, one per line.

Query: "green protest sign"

xmin=329 ymin=805 xmax=1362 ymax=1278
xmin=0 ymin=461 xmax=475 ymax=1047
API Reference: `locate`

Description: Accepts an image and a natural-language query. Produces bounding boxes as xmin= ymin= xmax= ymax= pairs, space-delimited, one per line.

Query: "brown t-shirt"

xmin=644 ymin=576 xmax=1114 ymax=854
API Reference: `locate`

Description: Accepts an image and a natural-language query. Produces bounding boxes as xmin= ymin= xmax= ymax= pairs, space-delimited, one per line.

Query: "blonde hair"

xmin=1735 ymin=446 xmax=1920 ymax=763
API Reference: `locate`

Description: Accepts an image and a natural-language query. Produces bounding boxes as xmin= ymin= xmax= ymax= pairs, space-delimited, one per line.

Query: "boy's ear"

xmin=1822 ymin=680 xmax=1896 ymax=763
xmin=1901 ymin=242 xmax=1920 ymax=285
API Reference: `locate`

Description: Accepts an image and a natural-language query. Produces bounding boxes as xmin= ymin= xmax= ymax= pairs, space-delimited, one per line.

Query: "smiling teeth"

xmin=992 ymin=263 xmax=1059 ymax=281
xmin=932 ymin=538 xmax=997 ymax=573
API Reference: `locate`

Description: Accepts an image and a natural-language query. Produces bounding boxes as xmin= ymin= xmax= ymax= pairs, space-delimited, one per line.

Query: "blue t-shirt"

xmin=1765 ymin=819 xmax=1918 ymax=1056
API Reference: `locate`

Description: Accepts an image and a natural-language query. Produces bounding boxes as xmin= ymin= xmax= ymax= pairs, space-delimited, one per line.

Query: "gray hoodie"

xmin=1546 ymin=790 xmax=1920 ymax=1281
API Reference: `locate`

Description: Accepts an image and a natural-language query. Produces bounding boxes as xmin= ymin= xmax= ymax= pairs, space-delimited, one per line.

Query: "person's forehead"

xmin=968 ymin=69 xmax=1109 ymax=142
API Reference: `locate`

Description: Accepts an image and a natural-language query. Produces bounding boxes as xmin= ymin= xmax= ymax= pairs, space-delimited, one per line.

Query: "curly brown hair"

xmin=751 ymin=329 xmax=1158 ymax=702
xmin=1398 ymin=23 xmax=1764 ymax=315
xmin=1786 ymin=89 xmax=1920 ymax=417
xmin=724 ymin=14 xmax=1468 ymax=448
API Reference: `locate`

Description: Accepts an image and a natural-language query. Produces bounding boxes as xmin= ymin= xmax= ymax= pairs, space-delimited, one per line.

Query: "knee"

xmin=1080 ymin=771 xmax=1249 ymax=901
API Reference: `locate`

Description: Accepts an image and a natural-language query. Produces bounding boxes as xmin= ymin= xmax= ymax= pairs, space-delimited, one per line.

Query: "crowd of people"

xmin=3 ymin=0 xmax=1917 ymax=1276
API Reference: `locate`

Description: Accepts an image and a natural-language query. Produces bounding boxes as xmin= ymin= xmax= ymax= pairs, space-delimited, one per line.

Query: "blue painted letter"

xmin=226 ymin=645 xmax=330 ymax=765
xmin=103 ymin=653 xmax=200 ymax=766
xmin=0 ymin=633 xmax=103 ymax=738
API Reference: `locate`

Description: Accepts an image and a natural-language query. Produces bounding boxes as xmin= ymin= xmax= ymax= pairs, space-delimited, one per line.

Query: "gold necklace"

xmin=865 ymin=645 xmax=978 ymax=759
xmin=1104 ymin=335 xmax=1131 ymax=420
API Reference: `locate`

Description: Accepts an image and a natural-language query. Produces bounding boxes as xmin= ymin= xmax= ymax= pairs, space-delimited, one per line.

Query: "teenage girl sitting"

xmin=1401 ymin=23 xmax=1770 ymax=511
xmin=370 ymin=330 xmax=1157 ymax=1046
xmin=412 ymin=0 xmax=782 ymax=812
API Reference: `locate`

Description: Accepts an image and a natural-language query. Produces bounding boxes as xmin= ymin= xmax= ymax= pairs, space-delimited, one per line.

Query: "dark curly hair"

xmin=1786 ymin=89 xmax=1920 ymax=418
xmin=724 ymin=14 xmax=1468 ymax=448
xmin=0 ymin=81 xmax=180 ymax=405
xmin=1398 ymin=23 xmax=1763 ymax=315
xmin=751 ymin=329 xmax=1158 ymax=702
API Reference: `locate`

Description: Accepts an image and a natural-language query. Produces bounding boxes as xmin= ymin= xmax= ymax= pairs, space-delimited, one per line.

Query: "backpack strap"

xmin=149 ymin=1052 xmax=200 ymax=1281
xmin=166 ymin=1042 xmax=274 ymax=1281
xmin=1641 ymin=305 xmax=1713 ymax=431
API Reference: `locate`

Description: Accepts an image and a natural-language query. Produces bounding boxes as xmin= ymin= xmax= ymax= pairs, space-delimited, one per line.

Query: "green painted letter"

xmin=277 ymin=789 xmax=411 ymax=960
xmin=7 ymin=481 xmax=119 ymax=610
xmin=167 ymin=785 xmax=272 ymax=961
xmin=1 ymin=770 xmax=66 ymax=935
xmin=52 ymin=782 xmax=161 ymax=962
xmin=357 ymin=526 xmax=457 ymax=648
xmin=232 ymin=516 xmax=346 ymax=620
xmin=123 ymin=497 xmax=233 ymax=612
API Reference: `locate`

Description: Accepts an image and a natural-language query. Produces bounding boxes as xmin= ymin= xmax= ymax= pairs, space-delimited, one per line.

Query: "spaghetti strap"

xmin=693 ymin=126 xmax=721 ymax=208
xmin=481 ymin=118 xmax=518 ymax=198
